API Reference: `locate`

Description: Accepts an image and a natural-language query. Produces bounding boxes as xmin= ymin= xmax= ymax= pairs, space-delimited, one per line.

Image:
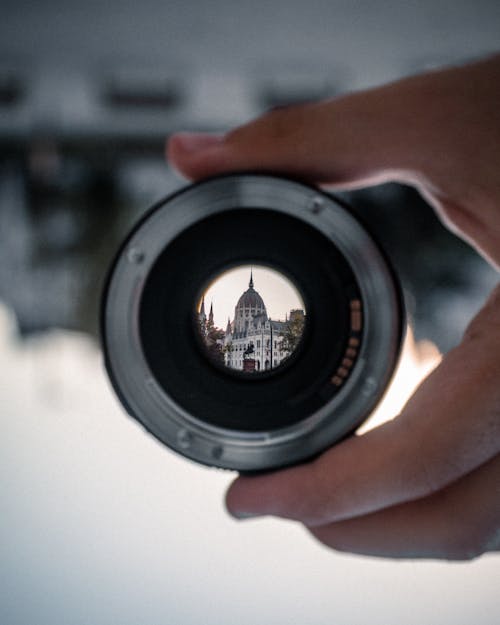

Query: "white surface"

xmin=1 ymin=306 xmax=498 ymax=625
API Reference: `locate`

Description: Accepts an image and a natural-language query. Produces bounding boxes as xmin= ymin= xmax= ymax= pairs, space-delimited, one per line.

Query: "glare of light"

xmin=358 ymin=325 xmax=442 ymax=433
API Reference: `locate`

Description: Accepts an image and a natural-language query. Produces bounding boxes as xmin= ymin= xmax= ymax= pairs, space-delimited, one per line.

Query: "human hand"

xmin=167 ymin=55 xmax=500 ymax=559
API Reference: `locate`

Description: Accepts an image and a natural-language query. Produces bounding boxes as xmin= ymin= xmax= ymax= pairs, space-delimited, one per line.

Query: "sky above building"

xmin=201 ymin=265 xmax=304 ymax=329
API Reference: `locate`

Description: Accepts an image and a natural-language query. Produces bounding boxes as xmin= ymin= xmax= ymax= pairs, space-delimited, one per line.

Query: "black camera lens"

xmin=102 ymin=174 xmax=404 ymax=471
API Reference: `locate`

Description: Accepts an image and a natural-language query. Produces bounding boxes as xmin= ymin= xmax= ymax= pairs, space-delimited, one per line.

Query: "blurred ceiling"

xmin=0 ymin=1 xmax=499 ymax=348
xmin=1 ymin=1 xmax=500 ymax=139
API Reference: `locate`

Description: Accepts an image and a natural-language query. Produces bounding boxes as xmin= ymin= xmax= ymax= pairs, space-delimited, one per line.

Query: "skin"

xmin=167 ymin=54 xmax=500 ymax=560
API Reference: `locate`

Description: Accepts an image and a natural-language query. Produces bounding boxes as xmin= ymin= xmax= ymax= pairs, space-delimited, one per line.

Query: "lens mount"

xmin=102 ymin=174 xmax=404 ymax=471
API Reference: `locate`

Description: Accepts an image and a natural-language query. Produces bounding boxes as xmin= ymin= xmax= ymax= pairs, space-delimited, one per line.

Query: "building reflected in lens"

xmin=198 ymin=268 xmax=305 ymax=373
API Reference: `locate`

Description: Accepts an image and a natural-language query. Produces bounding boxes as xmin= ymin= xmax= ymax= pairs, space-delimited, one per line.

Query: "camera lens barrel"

xmin=102 ymin=174 xmax=404 ymax=471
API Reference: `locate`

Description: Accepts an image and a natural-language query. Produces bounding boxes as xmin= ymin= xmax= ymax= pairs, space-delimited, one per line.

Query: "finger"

xmin=225 ymin=286 xmax=500 ymax=526
xmin=167 ymin=83 xmax=423 ymax=186
xmin=307 ymin=453 xmax=500 ymax=560
xmin=168 ymin=56 xmax=500 ymax=269
xmin=168 ymin=56 xmax=500 ymax=193
xmin=167 ymin=132 xmax=226 ymax=179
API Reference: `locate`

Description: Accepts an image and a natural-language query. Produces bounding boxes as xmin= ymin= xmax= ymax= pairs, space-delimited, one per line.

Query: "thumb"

xmin=167 ymin=84 xmax=422 ymax=187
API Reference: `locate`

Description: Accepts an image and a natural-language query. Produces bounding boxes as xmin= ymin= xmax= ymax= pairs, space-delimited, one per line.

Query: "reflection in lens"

xmin=197 ymin=265 xmax=306 ymax=373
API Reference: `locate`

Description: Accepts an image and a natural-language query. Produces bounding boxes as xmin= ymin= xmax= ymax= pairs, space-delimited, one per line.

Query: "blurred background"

xmin=1 ymin=2 xmax=499 ymax=624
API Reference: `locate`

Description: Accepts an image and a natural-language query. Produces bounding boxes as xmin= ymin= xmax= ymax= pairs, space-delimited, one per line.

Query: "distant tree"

xmin=205 ymin=325 xmax=225 ymax=364
xmin=280 ymin=311 xmax=305 ymax=356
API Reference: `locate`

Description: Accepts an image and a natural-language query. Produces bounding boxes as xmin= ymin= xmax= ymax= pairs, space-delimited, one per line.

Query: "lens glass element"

xmin=196 ymin=265 xmax=306 ymax=375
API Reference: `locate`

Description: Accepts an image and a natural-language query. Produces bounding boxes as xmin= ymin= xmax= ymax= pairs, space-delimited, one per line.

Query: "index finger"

xmin=167 ymin=93 xmax=413 ymax=189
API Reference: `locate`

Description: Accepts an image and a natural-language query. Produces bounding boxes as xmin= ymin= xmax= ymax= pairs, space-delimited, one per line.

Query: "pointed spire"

xmin=199 ymin=296 xmax=206 ymax=316
xmin=249 ymin=269 xmax=254 ymax=289
xmin=226 ymin=317 xmax=231 ymax=334
xmin=208 ymin=302 xmax=214 ymax=325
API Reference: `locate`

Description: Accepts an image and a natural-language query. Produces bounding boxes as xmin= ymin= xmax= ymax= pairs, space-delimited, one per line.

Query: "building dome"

xmin=236 ymin=287 xmax=266 ymax=311
xmin=233 ymin=271 xmax=267 ymax=333
xmin=235 ymin=272 xmax=266 ymax=314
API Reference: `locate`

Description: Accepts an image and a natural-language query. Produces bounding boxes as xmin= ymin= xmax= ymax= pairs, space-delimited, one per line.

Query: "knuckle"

xmin=222 ymin=107 xmax=307 ymax=161
xmin=257 ymin=103 xmax=312 ymax=147
xmin=285 ymin=457 xmax=345 ymax=526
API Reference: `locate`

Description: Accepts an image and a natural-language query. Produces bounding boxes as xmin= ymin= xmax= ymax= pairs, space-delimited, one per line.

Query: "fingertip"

xmin=224 ymin=476 xmax=252 ymax=520
xmin=166 ymin=132 xmax=226 ymax=180
xmin=169 ymin=132 xmax=224 ymax=155
xmin=224 ymin=468 xmax=308 ymax=521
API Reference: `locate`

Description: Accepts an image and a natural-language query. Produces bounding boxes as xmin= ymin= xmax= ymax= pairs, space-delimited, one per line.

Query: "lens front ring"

xmin=102 ymin=174 xmax=404 ymax=471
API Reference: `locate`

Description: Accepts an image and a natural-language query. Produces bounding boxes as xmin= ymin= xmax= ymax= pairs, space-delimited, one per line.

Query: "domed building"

xmin=232 ymin=272 xmax=266 ymax=334
xmin=222 ymin=271 xmax=304 ymax=372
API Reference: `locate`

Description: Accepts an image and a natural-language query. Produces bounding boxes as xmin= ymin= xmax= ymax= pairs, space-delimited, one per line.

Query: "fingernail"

xmin=230 ymin=510 xmax=259 ymax=520
xmin=173 ymin=132 xmax=223 ymax=153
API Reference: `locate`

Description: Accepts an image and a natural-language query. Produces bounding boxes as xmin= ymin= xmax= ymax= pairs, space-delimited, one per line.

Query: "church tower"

xmin=198 ymin=296 xmax=207 ymax=335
